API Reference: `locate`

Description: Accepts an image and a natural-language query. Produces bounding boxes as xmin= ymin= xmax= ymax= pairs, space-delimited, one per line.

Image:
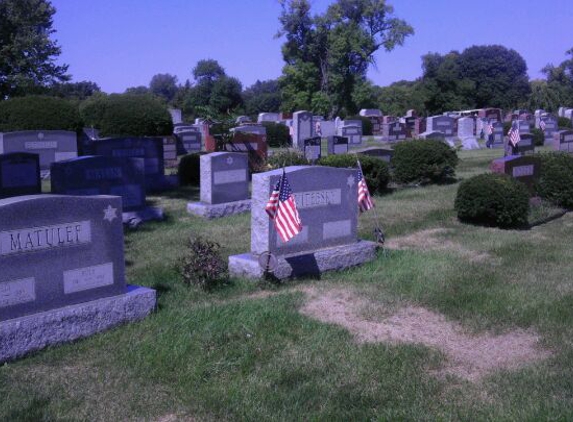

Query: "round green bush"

xmin=261 ymin=121 xmax=290 ymax=147
xmin=178 ymin=152 xmax=206 ymax=186
xmin=0 ymin=95 xmax=82 ymax=132
xmin=531 ymin=128 xmax=544 ymax=146
xmin=536 ymin=152 xmax=573 ymax=209
xmin=347 ymin=115 xmax=373 ymax=136
xmin=267 ymin=149 xmax=309 ymax=169
xmin=392 ymin=139 xmax=458 ymax=184
xmin=318 ymin=154 xmax=389 ymax=193
xmin=557 ymin=117 xmax=572 ymax=129
xmin=79 ymin=93 xmax=173 ymax=137
xmin=454 ymin=173 xmax=530 ymax=228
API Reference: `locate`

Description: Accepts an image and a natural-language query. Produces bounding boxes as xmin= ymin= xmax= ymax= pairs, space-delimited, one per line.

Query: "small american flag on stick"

xmin=539 ymin=119 xmax=546 ymax=131
xmin=508 ymin=121 xmax=521 ymax=148
xmin=265 ymin=169 xmax=302 ymax=243
xmin=357 ymin=161 xmax=374 ymax=212
xmin=486 ymin=121 xmax=494 ymax=136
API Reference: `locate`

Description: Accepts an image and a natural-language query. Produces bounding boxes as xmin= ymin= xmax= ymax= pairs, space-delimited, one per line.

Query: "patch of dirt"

xmin=385 ymin=228 xmax=490 ymax=263
xmin=300 ymin=288 xmax=550 ymax=381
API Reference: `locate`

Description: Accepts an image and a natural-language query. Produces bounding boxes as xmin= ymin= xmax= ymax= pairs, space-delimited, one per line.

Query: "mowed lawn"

xmin=2 ymin=147 xmax=573 ymax=421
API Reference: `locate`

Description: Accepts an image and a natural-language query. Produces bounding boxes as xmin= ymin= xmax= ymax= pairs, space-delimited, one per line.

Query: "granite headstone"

xmin=0 ymin=153 xmax=41 ymax=199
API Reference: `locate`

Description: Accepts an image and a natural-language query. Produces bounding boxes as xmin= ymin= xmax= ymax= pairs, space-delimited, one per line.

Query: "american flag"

xmin=539 ymin=119 xmax=546 ymax=131
xmin=265 ymin=170 xmax=302 ymax=242
xmin=486 ymin=121 xmax=494 ymax=136
xmin=508 ymin=121 xmax=521 ymax=147
xmin=357 ymin=161 xmax=374 ymax=212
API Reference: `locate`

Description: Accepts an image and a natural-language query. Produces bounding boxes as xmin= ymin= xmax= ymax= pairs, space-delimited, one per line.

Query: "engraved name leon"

xmin=0 ymin=221 xmax=92 ymax=256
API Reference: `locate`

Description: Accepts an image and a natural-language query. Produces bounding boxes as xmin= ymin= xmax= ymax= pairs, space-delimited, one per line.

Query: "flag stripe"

xmin=265 ymin=171 xmax=302 ymax=243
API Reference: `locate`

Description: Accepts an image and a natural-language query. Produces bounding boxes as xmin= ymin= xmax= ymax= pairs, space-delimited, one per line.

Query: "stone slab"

xmin=228 ymin=240 xmax=377 ymax=280
xmin=187 ymin=199 xmax=251 ymax=219
xmin=0 ymin=285 xmax=155 ymax=363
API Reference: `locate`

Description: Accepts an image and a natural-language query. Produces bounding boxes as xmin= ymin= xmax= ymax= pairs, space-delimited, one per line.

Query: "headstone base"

xmin=229 ymin=240 xmax=378 ymax=280
xmin=0 ymin=285 xmax=156 ymax=363
xmin=122 ymin=207 xmax=165 ymax=226
xmin=187 ymin=199 xmax=251 ymax=219
xmin=461 ymin=137 xmax=480 ymax=150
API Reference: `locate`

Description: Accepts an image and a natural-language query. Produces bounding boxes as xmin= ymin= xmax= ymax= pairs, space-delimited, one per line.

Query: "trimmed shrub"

xmin=392 ymin=139 xmax=459 ymax=184
xmin=531 ymin=128 xmax=544 ymax=146
xmin=536 ymin=152 xmax=573 ymax=209
xmin=318 ymin=154 xmax=390 ymax=193
xmin=178 ymin=152 xmax=206 ymax=186
xmin=455 ymin=173 xmax=530 ymax=229
xmin=347 ymin=115 xmax=373 ymax=136
xmin=179 ymin=236 xmax=228 ymax=290
xmin=261 ymin=121 xmax=290 ymax=147
xmin=267 ymin=149 xmax=309 ymax=169
xmin=0 ymin=95 xmax=82 ymax=132
xmin=558 ymin=117 xmax=572 ymax=129
xmin=79 ymin=93 xmax=173 ymax=137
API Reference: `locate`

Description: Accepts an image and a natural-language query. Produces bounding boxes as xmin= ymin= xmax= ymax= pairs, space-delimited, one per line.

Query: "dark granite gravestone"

xmin=0 ymin=195 xmax=156 ymax=362
xmin=427 ymin=115 xmax=455 ymax=141
xmin=327 ymin=136 xmax=349 ymax=155
xmin=304 ymin=137 xmax=322 ymax=161
xmin=405 ymin=117 xmax=420 ymax=138
xmin=492 ymin=122 xmax=505 ymax=146
xmin=187 ymin=152 xmax=251 ymax=219
xmin=539 ymin=116 xmax=558 ymax=145
xmin=554 ymin=130 xmax=573 ymax=152
xmin=51 ymin=156 xmax=165 ymax=225
xmin=176 ymin=130 xmax=202 ymax=154
xmin=90 ymin=137 xmax=169 ymax=191
xmin=0 ymin=153 xmax=41 ymax=199
xmin=161 ymin=136 xmax=177 ymax=168
xmin=340 ymin=125 xmax=362 ymax=145
xmin=293 ymin=111 xmax=313 ymax=149
xmin=226 ymin=131 xmax=268 ymax=162
xmin=355 ymin=147 xmax=394 ymax=163
xmin=505 ymin=134 xmax=535 ymax=156
xmin=0 ymin=130 xmax=78 ymax=171
xmin=518 ymin=120 xmax=531 ymax=134
xmin=382 ymin=122 xmax=408 ymax=142
xmin=490 ymin=155 xmax=540 ymax=193
xmin=228 ymin=166 xmax=377 ymax=279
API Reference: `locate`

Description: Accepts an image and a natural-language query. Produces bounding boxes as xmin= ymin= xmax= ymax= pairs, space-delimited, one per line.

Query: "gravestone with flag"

xmin=228 ymin=166 xmax=377 ymax=279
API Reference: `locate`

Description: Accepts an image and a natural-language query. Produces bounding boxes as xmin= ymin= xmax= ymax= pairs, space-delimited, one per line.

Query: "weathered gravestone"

xmin=457 ymin=117 xmax=475 ymax=138
xmin=340 ymin=125 xmax=362 ymax=146
xmin=226 ymin=131 xmax=268 ymax=163
xmin=304 ymin=137 xmax=322 ymax=162
xmin=404 ymin=117 xmax=420 ymax=138
xmin=490 ymin=155 xmax=540 ymax=193
xmin=539 ymin=116 xmax=558 ymax=144
xmin=161 ymin=136 xmax=178 ymax=168
xmin=257 ymin=112 xmax=281 ymax=123
xmin=90 ymin=137 xmax=172 ymax=192
xmin=50 ymin=156 xmax=164 ymax=224
xmin=554 ymin=130 xmax=573 ymax=152
xmin=293 ymin=111 xmax=313 ymax=149
xmin=228 ymin=166 xmax=377 ymax=279
xmin=0 ymin=130 xmax=77 ymax=172
xmin=382 ymin=122 xmax=407 ymax=142
xmin=0 ymin=195 xmax=156 ymax=362
xmin=0 ymin=153 xmax=41 ymax=199
xmin=327 ymin=136 xmax=349 ymax=155
xmin=320 ymin=121 xmax=336 ymax=138
xmin=426 ymin=115 xmax=455 ymax=143
xmin=187 ymin=152 xmax=251 ymax=219
xmin=176 ymin=130 xmax=202 ymax=154
xmin=518 ymin=120 xmax=531 ymax=134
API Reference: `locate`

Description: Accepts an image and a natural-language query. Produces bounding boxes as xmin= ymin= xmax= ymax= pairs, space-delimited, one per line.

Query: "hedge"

xmin=318 ymin=154 xmax=389 ymax=193
xmin=391 ymin=139 xmax=458 ymax=184
xmin=261 ymin=121 xmax=290 ymax=147
xmin=536 ymin=152 xmax=573 ymax=209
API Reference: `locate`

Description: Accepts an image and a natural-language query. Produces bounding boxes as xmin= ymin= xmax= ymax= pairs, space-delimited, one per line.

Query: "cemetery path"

xmin=299 ymin=287 xmax=550 ymax=382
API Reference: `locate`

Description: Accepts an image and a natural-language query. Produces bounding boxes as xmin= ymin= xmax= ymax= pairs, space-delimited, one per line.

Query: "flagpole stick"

xmin=265 ymin=167 xmax=286 ymax=275
xmin=357 ymin=160 xmax=385 ymax=245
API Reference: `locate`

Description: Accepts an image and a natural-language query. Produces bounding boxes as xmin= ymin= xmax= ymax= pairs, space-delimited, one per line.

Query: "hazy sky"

xmin=50 ymin=0 xmax=573 ymax=93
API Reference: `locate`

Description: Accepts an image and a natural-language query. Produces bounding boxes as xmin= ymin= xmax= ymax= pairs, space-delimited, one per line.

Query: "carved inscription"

xmin=24 ymin=141 xmax=57 ymax=150
xmin=85 ymin=167 xmax=122 ymax=180
xmin=564 ymin=135 xmax=573 ymax=142
xmin=0 ymin=221 xmax=91 ymax=256
xmin=213 ymin=169 xmax=247 ymax=185
xmin=512 ymin=165 xmax=534 ymax=177
xmin=294 ymin=189 xmax=341 ymax=210
xmin=63 ymin=262 xmax=114 ymax=294
xmin=0 ymin=277 xmax=35 ymax=308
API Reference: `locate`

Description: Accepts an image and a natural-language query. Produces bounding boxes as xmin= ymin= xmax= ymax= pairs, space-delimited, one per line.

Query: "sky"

xmin=50 ymin=0 xmax=573 ymax=94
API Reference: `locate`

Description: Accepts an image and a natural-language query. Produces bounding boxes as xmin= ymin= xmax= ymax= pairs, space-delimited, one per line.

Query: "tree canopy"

xmin=149 ymin=73 xmax=179 ymax=103
xmin=0 ymin=0 xmax=69 ymax=99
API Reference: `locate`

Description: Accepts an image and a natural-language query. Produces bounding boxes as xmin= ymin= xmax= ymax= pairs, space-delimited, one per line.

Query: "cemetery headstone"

xmin=0 ymin=130 xmax=77 ymax=172
xmin=505 ymin=133 xmax=535 ymax=156
xmin=257 ymin=112 xmax=281 ymax=123
xmin=327 ymin=136 xmax=349 ymax=155
xmin=340 ymin=125 xmax=362 ymax=146
xmin=518 ymin=120 xmax=531 ymax=134
xmin=226 ymin=131 xmax=268 ymax=163
xmin=354 ymin=147 xmax=394 ymax=163
xmin=168 ymin=108 xmax=182 ymax=124
xmin=0 ymin=194 xmax=156 ymax=362
xmin=554 ymin=130 xmax=573 ymax=152
xmin=0 ymin=153 xmax=41 ymax=199
xmin=176 ymin=130 xmax=202 ymax=154
xmin=382 ymin=122 xmax=407 ymax=142
xmin=228 ymin=166 xmax=377 ymax=279
xmin=303 ymin=137 xmax=322 ymax=162
xmin=490 ymin=155 xmax=540 ymax=193
xmin=293 ymin=111 xmax=313 ymax=149
xmin=359 ymin=109 xmax=382 ymax=117
xmin=320 ymin=121 xmax=336 ymax=138
xmin=50 ymin=156 xmax=164 ymax=224
xmin=426 ymin=116 xmax=455 ymax=144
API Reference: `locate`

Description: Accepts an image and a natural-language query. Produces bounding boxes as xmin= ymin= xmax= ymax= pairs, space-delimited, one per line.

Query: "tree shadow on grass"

xmin=6 ymin=397 xmax=52 ymax=422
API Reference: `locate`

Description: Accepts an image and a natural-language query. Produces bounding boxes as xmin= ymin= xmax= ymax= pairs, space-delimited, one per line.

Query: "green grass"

xmin=3 ymin=148 xmax=573 ymax=421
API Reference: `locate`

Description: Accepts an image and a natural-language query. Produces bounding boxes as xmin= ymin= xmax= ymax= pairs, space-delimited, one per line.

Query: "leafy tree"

xmin=0 ymin=0 xmax=70 ymax=99
xmin=243 ymin=79 xmax=282 ymax=116
xmin=47 ymin=81 xmax=100 ymax=100
xmin=193 ymin=59 xmax=226 ymax=84
xmin=541 ymin=48 xmax=573 ymax=109
xmin=277 ymin=0 xmax=413 ymax=116
xmin=527 ymin=79 xmax=563 ymax=112
xmin=124 ymin=86 xmax=150 ymax=95
xmin=149 ymin=73 xmax=178 ymax=103
xmin=376 ymin=79 xmax=426 ymax=116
